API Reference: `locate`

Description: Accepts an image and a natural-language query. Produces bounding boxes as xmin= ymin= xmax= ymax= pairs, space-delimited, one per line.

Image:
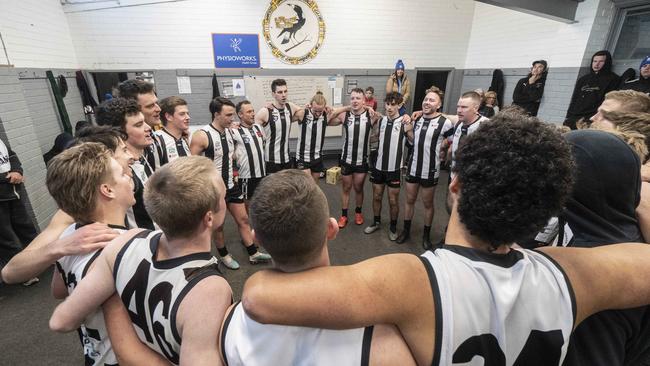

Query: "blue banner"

xmin=212 ymin=33 xmax=260 ymax=68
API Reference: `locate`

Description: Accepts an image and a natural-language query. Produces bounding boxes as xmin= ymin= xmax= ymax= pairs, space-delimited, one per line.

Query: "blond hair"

xmin=485 ymin=91 xmax=499 ymax=106
xmin=604 ymin=90 xmax=650 ymax=113
xmin=605 ymin=129 xmax=648 ymax=163
xmin=310 ymin=91 xmax=327 ymax=106
xmin=144 ymin=156 xmax=221 ymax=238
xmin=46 ymin=143 xmax=113 ymax=223
xmin=601 ymin=111 xmax=650 ymax=162
xmin=426 ymin=86 xmax=445 ymax=102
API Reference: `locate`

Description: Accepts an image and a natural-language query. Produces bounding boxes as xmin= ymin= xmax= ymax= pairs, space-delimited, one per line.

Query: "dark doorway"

xmin=412 ymin=70 xmax=449 ymax=111
xmin=92 ymin=72 xmax=128 ymax=103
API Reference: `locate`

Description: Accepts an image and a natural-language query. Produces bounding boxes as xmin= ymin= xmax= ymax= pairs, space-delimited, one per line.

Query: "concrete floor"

xmin=0 ymin=169 xmax=451 ymax=365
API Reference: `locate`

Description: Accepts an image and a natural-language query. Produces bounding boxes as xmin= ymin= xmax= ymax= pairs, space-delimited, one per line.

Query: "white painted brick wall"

xmin=0 ymin=68 xmax=57 ymax=228
xmin=0 ymin=0 xmax=78 ymax=68
xmin=464 ymin=0 xmax=600 ymax=69
xmin=64 ymin=0 xmax=476 ymax=70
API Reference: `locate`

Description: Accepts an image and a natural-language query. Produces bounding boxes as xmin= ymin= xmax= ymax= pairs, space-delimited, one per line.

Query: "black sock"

xmin=246 ymin=243 xmax=258 ymax=256
xmin=423 ymin=225 xmax=432 ymax=238
xmin=403 ymin=220 xmax=412 ymax=233
xmin=355 ymin=206 xmax=362 ymax=214
xmin=342 ymin=208 xmax=348 ymax=217
xmin=390 ymin=220 xmax=397 ymax=232
xmin=217 ymin=247 xmax=229 ymax=257
xmin=374 ymin=216 xmax=381 ymax=225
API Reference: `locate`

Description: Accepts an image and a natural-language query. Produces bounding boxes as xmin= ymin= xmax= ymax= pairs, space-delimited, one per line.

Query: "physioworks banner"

xmin=212 ymin=33 xmax=261 ymax=68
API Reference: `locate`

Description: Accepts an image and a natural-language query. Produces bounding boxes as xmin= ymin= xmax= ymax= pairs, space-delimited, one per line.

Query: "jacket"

xmin=620 ymin=76 xmax=650 ymax=96
xmin=385 ymin=75 xmax=411 ymax=105
xmin=512 ymin=72 xmax=547 ymax=116
xmin=565 ymin=51 xmax=619 ymax=126
xmin=0 ymin=140 xmax=23 ymax=201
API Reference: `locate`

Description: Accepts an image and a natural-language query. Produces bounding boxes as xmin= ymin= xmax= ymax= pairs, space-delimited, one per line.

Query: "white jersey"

xmin=341 ymin=110 xmax=373 ymax=166
xmin=0 ymin=139 xmax=11 ymax=174
xmin=375 ymin=115 xmax=405 ymax=172
xmin=264 ymin=105 xmax=293 ymax=164
xmin=56 ymin=223 xmax=127 ymax=366
xmin=232 ymin=124 xmax=266 ymax=179
xmin=420 ymin=246 xmax=575 ymax=365
xmin=114 ymin=230 xmax=222 ymax=365
xmin=153 ymin=129 xmax=190 ymax=164
xmin=296 ymin=108 xmax=327 ymax=163
xmin=222 ymin=302 xmax=372 ymax=366
xmin=199 ymin=124 xmax=235 ymax=189
xmin=450 ymin=116 xmax=489 ymax=171
xmin=408 ymin=115 xmax=454 ymax=180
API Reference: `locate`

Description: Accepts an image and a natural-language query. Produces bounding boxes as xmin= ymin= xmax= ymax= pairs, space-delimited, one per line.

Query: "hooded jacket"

xmin=565 ymin=51 xmax=619 ymax=127
xmin=560 ymin=130 xmax=649 ymax=366
xmin=512 ymin=69 xmax=548 ymax=116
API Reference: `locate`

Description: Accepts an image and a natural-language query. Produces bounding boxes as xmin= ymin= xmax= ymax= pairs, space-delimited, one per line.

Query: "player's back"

xmin=422 ymin=245 xmax=575 ymax=365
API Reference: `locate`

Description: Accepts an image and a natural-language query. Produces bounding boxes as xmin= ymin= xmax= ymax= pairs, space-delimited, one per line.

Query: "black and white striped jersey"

xmin=420 ymin=246 xmax=575 ymax=365
xmin=296 ymin=108 xmax=327 ymax=163
xmin=375 ymin=115 xmax=405 ymax=172
xmin=408 ymin=115 xmax=454 ymax=180
xmin=199 ymin=124 xmax=235 ymax=189
xmin=114 ymin=230 xmax=222 ymax=365
xmin=153 ymin=129 xmax=190 ymax=164
xmin=222 ymin=302 xmax=372 ymax=366
xmin=451 ymin=116 xmax=489 ymax=171
xmin=143 ymin=138 xmax=164 ymax=171
xmin=56 ymin=223 xmax=127 ymax=366
xmin=263 ymin=105 xmax=293 ymax=164
xmin=341 ymin=111 xmax=373 ymax=166
xmin=127 ymin=157 xmax=157 ymax=230
xmin=232 ymin=125 xmax=266 ymax=179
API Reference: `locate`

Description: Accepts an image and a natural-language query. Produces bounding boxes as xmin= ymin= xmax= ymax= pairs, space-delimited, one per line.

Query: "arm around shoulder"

xmin=254 ymin=108 xmax=269 ymax=127
xmin=539 ymin=243 xmax=650 ymax=328
xmin=242 ymin=253 xmax=430 ymax=329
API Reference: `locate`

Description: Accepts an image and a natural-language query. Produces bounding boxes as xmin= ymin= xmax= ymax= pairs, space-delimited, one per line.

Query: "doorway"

xmin=412 ymin=70 xmax=450 ymax=112
xmin=92 ymin=72 xmax=129 ymax=103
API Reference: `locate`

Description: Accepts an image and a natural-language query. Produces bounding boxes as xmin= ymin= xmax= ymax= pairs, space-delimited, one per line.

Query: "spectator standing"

xmin=513 ymin=60 xmax=548 ymax=116
xmin=386 ymin=60 xmax=411 ymax=115
xmin=364 ymin=86 xmax=378 ymax=111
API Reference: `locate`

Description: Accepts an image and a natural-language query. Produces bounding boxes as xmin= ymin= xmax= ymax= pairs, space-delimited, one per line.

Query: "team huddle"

xmin=4 ymin=76 xmax=650 ymax=366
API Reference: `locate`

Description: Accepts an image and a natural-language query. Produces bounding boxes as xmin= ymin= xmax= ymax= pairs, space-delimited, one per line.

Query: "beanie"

xmin=640 ymin=55 xmax=650 ymax=69
xmin=395 ymin=59 xmax=405 ymax=70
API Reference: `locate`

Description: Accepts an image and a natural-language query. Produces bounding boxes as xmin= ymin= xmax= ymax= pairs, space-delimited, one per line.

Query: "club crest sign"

xmin=262 ymin=0 xmax=325 ymax=64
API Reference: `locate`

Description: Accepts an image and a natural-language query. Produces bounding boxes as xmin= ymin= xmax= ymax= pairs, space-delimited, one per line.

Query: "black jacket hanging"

xmin=75 ymin=70 xmax=98 ymax=114
xmin=212 ymin=73 xmax=220 ymax=99
xmin=488 ymin=69 xmax=505 ymax=109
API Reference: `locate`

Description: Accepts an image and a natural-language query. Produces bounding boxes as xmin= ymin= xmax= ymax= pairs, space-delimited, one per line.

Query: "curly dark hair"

xmin=453 ymin=115 xmax=575 ymax=248
xmin=117 ymin=79 xmax=155 ymax=100
xmin=95 ymin=98 xmax=140 ymax=131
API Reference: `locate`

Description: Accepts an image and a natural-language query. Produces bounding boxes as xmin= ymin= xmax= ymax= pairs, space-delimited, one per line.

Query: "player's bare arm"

xmin=103 ymin=294 xmax=172 ymax=366
xmin=242 ymin=253 xmax=435 ymax=365
xmin=2 ymin=210 xmax=118 ymax=284
xmin=254 ymin=108 xmax=270 ymax=127
xmin=539 ymin=243 xmax=650 ymax=328
xmin=178 ymin=276 xmax=232 ymax=366
xmin=190 ymin=130 xmax=209 ymax=156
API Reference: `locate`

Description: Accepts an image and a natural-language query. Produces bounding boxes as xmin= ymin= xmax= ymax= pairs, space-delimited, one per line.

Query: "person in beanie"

xmin=621 ymin=55 xmax=650 ymax=96
xmin=564 ymin=50 xmax=619 ymax=129
xmin=512 ymin=60 xmax=548 ymax=116
xmin=386 ymin=59 xmax=411 ymax=115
